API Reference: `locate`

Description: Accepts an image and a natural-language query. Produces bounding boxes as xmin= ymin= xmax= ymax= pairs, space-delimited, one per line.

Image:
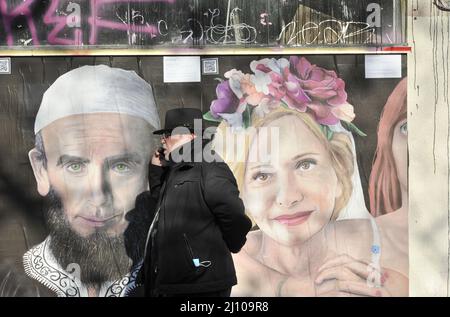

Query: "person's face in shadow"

xmin=160 ymin=132 xmax=195 ymax=159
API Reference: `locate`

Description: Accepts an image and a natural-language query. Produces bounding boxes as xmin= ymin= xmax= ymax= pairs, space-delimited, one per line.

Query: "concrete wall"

xmin=409 ymin=0 xmax=450 ymax=296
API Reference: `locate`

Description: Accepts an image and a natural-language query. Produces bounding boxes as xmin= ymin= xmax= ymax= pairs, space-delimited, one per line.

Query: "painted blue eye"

xmin=400 ymin=122 xmax=407 ymax=135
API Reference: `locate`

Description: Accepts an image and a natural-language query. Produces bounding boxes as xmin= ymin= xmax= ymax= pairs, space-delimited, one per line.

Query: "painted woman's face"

xmin=243 ymin=115 xmax=342 ymax=246
xmin=392 ymin=118 xmax=408 ymax=196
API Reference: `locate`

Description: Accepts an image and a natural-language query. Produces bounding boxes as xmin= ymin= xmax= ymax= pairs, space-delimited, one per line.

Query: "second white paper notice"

xmin=365 ymin=55 xmax=402 ymax=79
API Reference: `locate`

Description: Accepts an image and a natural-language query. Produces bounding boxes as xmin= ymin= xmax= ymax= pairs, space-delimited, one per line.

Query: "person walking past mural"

xmin=140 ymin=108 xmax=252 ymax=297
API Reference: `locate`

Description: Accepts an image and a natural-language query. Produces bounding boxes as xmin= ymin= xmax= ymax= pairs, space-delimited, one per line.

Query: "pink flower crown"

xmin=204 ymin=56 xmax=366 ymax=139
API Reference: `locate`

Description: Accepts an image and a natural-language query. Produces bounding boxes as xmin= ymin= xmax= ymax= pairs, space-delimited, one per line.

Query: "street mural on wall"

xmin=0 ymin=0 xmax=409 ymax=299
xmin=0 ymin=54 xmax=408 ymax=296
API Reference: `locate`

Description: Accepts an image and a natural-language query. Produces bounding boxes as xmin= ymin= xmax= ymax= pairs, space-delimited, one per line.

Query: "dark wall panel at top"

xmin=0 ymin=0 xmax=405 ymax=48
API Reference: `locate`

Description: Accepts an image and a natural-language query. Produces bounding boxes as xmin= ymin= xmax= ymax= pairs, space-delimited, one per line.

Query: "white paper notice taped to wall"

xmin=163 ymin=56 xmax=201 ymax=83
xmin=365 ymin=55 xmax=402 ymax=78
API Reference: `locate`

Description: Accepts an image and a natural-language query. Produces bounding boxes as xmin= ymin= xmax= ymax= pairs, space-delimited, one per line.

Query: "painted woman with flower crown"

xmin=205 ymin=56 xmax=408 ymax=297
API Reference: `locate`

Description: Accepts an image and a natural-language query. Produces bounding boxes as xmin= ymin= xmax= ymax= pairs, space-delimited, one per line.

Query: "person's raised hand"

xmin=151 ymin=149 xmax=163 ymax=166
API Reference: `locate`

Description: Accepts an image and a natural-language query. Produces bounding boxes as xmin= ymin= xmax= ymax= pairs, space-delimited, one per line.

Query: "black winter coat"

xmin=141 ymin=139 xmax=252 ymax=295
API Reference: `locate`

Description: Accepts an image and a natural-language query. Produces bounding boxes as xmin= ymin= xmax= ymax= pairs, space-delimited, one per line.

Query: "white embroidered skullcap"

xmin=34 ymin=64 xmax=160 ymax=134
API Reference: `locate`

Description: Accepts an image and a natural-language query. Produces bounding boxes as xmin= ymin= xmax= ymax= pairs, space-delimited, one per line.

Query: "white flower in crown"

xmin=250 ymin=58 xmax=290 ymax=95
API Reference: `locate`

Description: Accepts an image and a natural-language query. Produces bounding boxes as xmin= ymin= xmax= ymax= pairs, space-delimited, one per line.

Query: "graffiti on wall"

xmin=0 ymin=0 xmax=405 ymax=47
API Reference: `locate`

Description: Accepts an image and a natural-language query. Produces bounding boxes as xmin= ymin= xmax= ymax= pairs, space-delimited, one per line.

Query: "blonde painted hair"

xmin=213 ymin=107 xmax=354 ymax=219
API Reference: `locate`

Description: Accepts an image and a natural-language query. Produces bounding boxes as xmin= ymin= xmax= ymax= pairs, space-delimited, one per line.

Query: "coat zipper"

xmin=154 ymin=178 xmax=169 ymax=287
xmin=183 ymin=233 xmax=195 ymax=266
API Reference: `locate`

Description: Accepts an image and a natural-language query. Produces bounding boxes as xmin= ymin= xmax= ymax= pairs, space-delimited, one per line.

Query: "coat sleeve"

xmin=133 ymin=190 xmax=158 ymax=223
xmin=203 ymin=162 xmax=252 ymax=253
xmin=148 ymin=164 xmax=165 ymax=201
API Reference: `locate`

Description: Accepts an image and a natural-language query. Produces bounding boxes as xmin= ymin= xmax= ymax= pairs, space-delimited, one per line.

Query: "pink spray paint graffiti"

xmin=88 ymin=0 xmax=175 ymax=45
xmin=0 ymin=0 xmax=40 ymax=46
xmin=0 ymin=0 xmax=175 ymax=46
xmin=0 ymin=0 xmax=402 ymax=47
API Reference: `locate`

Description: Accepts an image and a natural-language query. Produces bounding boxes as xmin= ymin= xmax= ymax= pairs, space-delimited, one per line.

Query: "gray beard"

xmin=45 ymin=189 xmax=148 ymax=288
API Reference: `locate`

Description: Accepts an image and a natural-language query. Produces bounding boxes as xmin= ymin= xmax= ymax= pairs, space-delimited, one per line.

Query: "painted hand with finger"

xmin=314 ymin=254 xmax=393 ymax=297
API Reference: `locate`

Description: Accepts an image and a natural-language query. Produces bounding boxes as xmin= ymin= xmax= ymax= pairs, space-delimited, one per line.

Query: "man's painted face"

xmin=35 ymin=113 xmax=153 ymax=238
